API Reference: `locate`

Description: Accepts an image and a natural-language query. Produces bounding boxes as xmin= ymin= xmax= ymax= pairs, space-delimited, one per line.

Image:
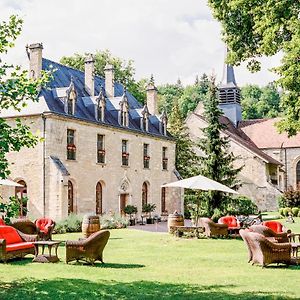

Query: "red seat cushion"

xmin=6 ymin=242 xmax=34 ymax=252
xmin=262 ymin=221 xmax=283 ymax=233
xmin=0 ymin=226 xmax=23 ymax=244
xmin=218 ymin=216 xmax=240 ymax=229
xmin=36 ymin=218 xmax=53 ymax=234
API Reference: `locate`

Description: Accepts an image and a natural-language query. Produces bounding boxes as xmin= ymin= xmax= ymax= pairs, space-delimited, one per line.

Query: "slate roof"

xmin=40 ymin=58 xmax=168 ymax=138
xmin=239 ymin=117 xmax=300 ymax=149
xmin=193 ymin=113 xmax=282 ymax=166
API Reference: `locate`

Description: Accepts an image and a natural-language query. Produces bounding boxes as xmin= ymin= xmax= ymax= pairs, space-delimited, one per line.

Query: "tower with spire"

xmin=218 ymin=50 xmax=242 ymax=127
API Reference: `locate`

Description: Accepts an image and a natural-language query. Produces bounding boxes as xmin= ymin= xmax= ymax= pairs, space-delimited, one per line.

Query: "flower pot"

xmin=129 ymin=219 xmax=136 ymax=226
xmin=146 ymin=218 xmax=154 ymax=224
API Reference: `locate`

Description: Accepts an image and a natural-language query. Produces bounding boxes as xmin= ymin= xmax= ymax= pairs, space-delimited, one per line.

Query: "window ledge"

xmin=66 ymin=159 xmax=77 ymax=162
xmin=96 ymin=163 xmax=106 ymax=166
xmin=121 ymin=165 xmax=130 ymax=168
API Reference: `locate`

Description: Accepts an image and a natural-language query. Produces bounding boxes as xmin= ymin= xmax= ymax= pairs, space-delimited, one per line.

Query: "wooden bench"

xmin=170 ymin=226 xmax=204 ymax=238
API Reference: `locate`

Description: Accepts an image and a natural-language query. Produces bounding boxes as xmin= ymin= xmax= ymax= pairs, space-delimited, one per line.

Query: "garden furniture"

xmin=239 ymin=229 xmax=291 ymax=267
xmin=11 ymin=219 xmax=40 ymax=235
xmin=199 ymin=218 xmax=228 ymax=238
xmin=0 ymin=225 xmax=36 ymax=262
xmin=32 ymin=240 xmax=62 ymax=263
xmin=262 ymin=221 xmax=285 ymax=233
xmin=35 ymin=218 xmax=55 ymax=240
xmin=218 ymin=216 xmax=240 ymax=234
xmin=249 ymin=225 xmax=289 ymax=243
xmin=66 ymin=230 xmax=110 ymax=265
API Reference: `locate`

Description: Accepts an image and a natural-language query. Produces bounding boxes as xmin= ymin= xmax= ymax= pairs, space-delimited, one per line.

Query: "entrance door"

xmin=120 ymin=194 xmax=128 ymax=216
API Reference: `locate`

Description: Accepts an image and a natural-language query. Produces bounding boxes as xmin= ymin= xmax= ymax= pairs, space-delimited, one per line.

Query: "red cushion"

xmin=6 ymin=242 xmax=33 ymax=252
xmin=218 ymin=216 xmax=240 ymax=228
xmin=0 ymin=219 xmax=5 ymax=226
xmin=262 ymin=221 xmax=283 ymax=233
xmin=0 ymin=226 xmax=23 ymax=244
xmin=36 ymin=218 xmax=53 ymax=234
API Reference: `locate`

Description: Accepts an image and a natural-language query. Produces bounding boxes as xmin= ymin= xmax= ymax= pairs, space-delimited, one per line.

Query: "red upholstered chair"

xmin=0 ymin=219 xmax=5 ymax=226
xmin=262 ymin=221 xmax=284 ymax=233
xmin=218 ymin=216 xmax=240 ymax=234
xmin=35 ymin=218 xmax=55 ymax=240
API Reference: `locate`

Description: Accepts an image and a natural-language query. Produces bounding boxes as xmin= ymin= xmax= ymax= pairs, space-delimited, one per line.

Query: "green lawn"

xmin=1 ymin=221 xmax=300 ymax=300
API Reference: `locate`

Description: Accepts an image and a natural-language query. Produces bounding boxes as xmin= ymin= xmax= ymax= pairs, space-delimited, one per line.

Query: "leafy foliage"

xmin=142 ymin=203 xmax=156 ymax=218
xmin=0 ymin=196 xmax=22 ymax=224
xmin=60 ymin=50 xmax=146 ymax=103
xmin=123 ymin=205 xmax=138 ymax=219
xmin=55 ymin=213 xmax=82 ymax=234
xmin=208 ymin=0 xmax=300 ymax=136
xmin=100 ymin=213 xmax=128 ymax=229
xmin=197 ymin=77 xmax=242 ymax=216
xmin=278 ymin=187 xmax=300 ymax=208
xmin=241 ymin=83 xmax=281 ymax=119
xmin=0 ymin=15 xmax=51 ymax=179
xmin=226 ymin=196 xmax=258 ymax=216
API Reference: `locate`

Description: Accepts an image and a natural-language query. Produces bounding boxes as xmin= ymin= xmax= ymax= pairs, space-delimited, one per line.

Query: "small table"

xmin=290 ymin=243 xmax=300 ymax=265
xmin=32 ymin=240 xmax=62 ymax=263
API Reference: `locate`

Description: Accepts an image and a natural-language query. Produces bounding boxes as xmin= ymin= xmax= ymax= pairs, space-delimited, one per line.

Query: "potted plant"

xmin=124 ymin=205 xmax=138 ymax=226
xmin=142 ymin=203 xmax=156 ymax=224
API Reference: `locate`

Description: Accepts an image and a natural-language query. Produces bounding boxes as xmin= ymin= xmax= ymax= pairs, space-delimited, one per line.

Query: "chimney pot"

xmin=84 ymin=54 xmax=95 ymax=96
xmin=146 ymin=75 xmax=158 ymax=115
xmin=104 ymin=63 xmax=114 ymax=98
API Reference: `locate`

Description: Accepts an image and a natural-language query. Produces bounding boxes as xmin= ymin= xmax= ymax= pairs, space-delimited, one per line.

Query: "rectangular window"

xmin=162 ymin=146 xmax=168 ymax=170
xmin=122 ymin=140 xmax=129 ymax=166
xmin=97 ymin=134 xmax=105 ymax=163
xmin=143 ymin=143 xmax=150 ymax=169
xmin=67 ymin=129 xmax=76 ymax=160
xmin=161 ymin=187 xmax=166 ymax=213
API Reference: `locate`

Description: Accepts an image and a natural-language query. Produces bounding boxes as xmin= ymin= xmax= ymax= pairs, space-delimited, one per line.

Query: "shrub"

xmin=142 ymin=203 xmax=156 ymax=218
xmin=277 ymin=195 xmax=287 ymax=209
xmin=123 ymin=205 xmax=138 ymax=219
xmin=291 ymin=207 xmax=299 ymax=217
xmin=100 ymin=213 xmax=128 ymax=229
xmin=278 ymin=208 xmax=284 ymax=217
xmin=55 ymin=213 xmax=82 ymax=234
xmin=226 ymin=196 xmax=258 ymax=216
xmin=283 ymin=207 xmax=292 ymax=217
xmin=281 ymin=188 xmax=300 ymax=208
xmin=211 ymin=208 xmax=223 ymax=223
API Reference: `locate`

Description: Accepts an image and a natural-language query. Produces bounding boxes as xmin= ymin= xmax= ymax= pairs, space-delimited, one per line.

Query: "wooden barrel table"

xmin=82 ymin=215 xmax=100 ymax=238
xmin=168 ymin=213 xmax=184 ymax=233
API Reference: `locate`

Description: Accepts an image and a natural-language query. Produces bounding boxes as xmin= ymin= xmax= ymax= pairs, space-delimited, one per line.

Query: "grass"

xmin=0 ymin=220 xmax=300 ymax=299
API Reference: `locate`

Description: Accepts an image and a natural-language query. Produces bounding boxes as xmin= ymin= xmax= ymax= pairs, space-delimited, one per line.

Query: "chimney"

xmin=146 ymin=75 xmax=158 ymax=115
xmin=104 ymin=63 xmax=114 ymax=98
xmin=84 ymin=54 xmax=95 ymax=96
xmin=27 ymin=43 xmax=43 ymax=79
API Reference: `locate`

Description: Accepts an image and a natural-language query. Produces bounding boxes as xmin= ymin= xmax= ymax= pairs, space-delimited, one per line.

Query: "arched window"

xmin=96 ymin=182 xmax=103 ymax=215
xmin=68 ymin=181 xmax=74 ymax=215
xmin=296 ymin=161 xmax=300 ymax=188
xmin=161 ymin=187 xmax=166 ymax=213
xmin=142 ymin=182 xmax=148 ymax=207
xmin=15 ymin=180 xmax=28 ymax=216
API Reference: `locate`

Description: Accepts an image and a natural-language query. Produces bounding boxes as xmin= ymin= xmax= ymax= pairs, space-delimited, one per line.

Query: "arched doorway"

xmin=15 ymin=180 xmax=28 ymax=216
xmin=96 ymin=181 xmax=103 ymax=215
xmin=68 ymin=180 xmax=74 ymax=214
xmin=142 ymin=182 xmax=148 ymax=207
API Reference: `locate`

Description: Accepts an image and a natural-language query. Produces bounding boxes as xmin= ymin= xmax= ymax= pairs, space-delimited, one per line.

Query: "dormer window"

xmin=119 ymin=88 xmax=129 ymax=127
xmin=65 ymin=77 xmax=77 ymax=116
xmin=95 ymin=87 xmax=106 ymax=122
xmin=160 ymin=109 xmax=168 ymax=136
xmin=141 ymin=104 xmax=149 ymax=132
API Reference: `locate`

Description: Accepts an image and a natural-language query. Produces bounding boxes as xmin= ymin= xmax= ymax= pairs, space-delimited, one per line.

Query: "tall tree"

xmin=0 ymin=16 xmax=50 ymax=179
xmin=241 ymin=83 xmax=281 ymax=119
xmin=60 ymin=50 xmax=146 ymax=103
xmin=198 ymin=76 xmax=242 ymax=216
xmin=208 ymin=0 xmax=300 ymax=136
xmin=168 ymin=100 xmax=199 ymax=179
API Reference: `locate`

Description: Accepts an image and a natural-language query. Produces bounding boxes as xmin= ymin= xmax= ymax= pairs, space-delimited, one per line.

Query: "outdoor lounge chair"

xmin=35 ymin=218 xmax=55 ymax=240
xmin=218 ymin=216 xmax=240 ymax=234
xmin=199 ymin=218 xmax=228 ymax=237
xmin=239 ymin=229 xmax=291 ymax=267
xmin=11 ymin=219 xmax=39 ymax=235
xmin=66 ymin=230 xmax=110 ymax=265
xmin=249 ymin=225 xmax=289 ymax=243
xmin=262 ymin=221 xmax=285 ymax=233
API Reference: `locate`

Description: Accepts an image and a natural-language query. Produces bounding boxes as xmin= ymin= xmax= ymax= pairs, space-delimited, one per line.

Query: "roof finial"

xmin=149 ymin=74 xmax=155 ymax=85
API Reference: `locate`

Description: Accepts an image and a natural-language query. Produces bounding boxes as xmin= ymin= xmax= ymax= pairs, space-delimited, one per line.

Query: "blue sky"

xmin=1 ymin=0 xmax=280 ymax=87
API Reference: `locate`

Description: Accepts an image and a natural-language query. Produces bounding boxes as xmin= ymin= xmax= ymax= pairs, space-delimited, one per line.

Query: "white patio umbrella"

xmin=0 ymin=179 xmax=23 ymax=187
xmin=162 ymin=174 xmax=238 ymax=194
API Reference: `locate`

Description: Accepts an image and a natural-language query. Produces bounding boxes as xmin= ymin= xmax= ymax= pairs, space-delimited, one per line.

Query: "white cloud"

xmin=1 ymin=0 xmax=280 ymax=87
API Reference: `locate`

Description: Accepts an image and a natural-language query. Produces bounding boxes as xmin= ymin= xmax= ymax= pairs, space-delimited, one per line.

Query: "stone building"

xmin=0 ymin=43 xmax=183 ymax=221
xmin=187 ymin=63 xmax=300 ymax=211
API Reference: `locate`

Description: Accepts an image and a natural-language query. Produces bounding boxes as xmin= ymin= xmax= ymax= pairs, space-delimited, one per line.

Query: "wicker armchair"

xmin=199 ymin=218 xmax=228 ymax=237
xmin=66 ymin=230 xmax=110 ymax=265
xmin=240 ymin=229 xmax=291 ymax=267
xmin=249 ymin=225 xmax=289 ymax=243
xmin=35 ymin=218 xmax=55 ymax=240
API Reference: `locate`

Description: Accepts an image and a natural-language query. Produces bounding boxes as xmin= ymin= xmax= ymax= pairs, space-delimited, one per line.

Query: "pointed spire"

xmin=66 ymin=76 xmax=76 ymax=98
xmin=221 ymin=48 xmax=237 ymax=87
xmin=149 ymin=74 xmax=155 ymax=85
